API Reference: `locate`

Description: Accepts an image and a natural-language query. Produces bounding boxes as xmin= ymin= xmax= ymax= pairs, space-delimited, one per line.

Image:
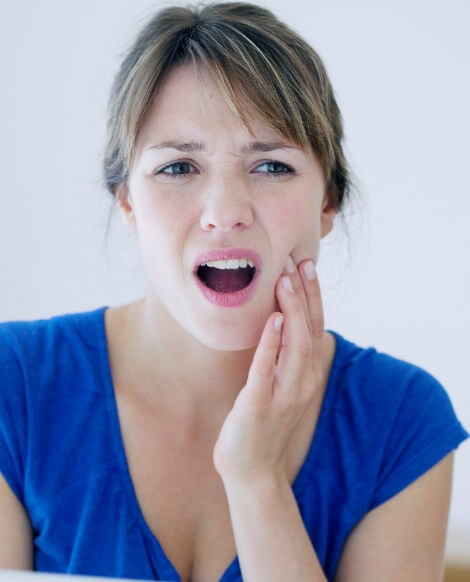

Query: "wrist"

xmin=221 ymin=470 xmax=290 ymax=499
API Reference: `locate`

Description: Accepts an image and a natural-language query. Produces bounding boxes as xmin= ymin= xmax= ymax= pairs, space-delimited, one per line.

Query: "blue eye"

xmin=155 ymin=160 xmax=294 ymax=180
xmin=156 ymin=161 xmax=197 ymax=178
xmin=254 ymin=161 xmax=295 ymax=178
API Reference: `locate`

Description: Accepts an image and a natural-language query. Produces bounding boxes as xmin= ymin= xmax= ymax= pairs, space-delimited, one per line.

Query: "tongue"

xmin=204 ymin=268 xmax=252 ymax=293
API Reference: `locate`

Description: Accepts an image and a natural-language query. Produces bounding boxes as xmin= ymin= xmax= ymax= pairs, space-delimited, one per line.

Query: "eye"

xmin=253 ymin=161 xmax=295 ymax=179
xmin=156 ymin=161 xmax=198 ymax=179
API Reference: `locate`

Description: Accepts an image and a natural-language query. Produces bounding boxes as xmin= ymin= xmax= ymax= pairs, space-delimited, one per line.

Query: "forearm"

xmin=223 ymin=475 xmax=327 ymax=582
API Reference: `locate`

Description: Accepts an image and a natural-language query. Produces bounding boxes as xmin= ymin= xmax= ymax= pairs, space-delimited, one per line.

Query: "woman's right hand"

xmin=213 ymin=256 xmax=324 ymax=487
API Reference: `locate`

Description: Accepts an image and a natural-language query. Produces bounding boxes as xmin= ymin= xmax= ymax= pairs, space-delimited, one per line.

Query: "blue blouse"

xmin=0 ymin=307 xmax=467 ymax=581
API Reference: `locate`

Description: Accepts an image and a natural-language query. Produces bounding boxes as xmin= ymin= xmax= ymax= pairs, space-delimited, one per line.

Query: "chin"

xmin=192 ymin=309 xmax=269 ymax=352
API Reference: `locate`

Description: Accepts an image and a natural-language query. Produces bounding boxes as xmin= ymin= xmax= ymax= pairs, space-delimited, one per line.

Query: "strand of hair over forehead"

xmin=195 ymin=3 xmax=337 ymax=160
xmin=198 ymin=7 xmax=337 ymax=167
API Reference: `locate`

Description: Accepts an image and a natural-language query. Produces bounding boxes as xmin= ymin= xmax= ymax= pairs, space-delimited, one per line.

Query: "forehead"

xmin=136 ymin=64 xmax=295 ymax=152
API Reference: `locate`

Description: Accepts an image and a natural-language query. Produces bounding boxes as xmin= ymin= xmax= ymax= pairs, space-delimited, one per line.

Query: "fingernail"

xmin=274 ymin=314 xmax=283 ymax=331
xmin=282 ymin=276 xmax=294 ymax=293
xmin=303 ymin=260 xmax=316 ymax=280
xmin=284 ymin=256 xmax=296 ymax=273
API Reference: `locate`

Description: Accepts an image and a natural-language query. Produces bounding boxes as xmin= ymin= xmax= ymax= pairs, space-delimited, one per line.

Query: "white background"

xmin=1 ymin=0 xmax=469 ymax=561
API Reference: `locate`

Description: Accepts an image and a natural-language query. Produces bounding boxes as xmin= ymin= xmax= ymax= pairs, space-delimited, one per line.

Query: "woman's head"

xmin=103 ymin=1 xmax=350 ymax=213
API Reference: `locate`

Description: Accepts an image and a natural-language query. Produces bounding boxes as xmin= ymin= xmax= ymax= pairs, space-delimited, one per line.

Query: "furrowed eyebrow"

xmin=246 ymin=141 xmax=299 ymax=153
xmin=147 ymin=141 xmax=205 ymax=153
xmin=146 ymin=140 xmax=300 ymax=153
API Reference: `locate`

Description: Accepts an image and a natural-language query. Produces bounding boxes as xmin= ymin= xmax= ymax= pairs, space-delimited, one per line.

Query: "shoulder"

xmin=327 ymin=331 xmax=468 ymax=511
xmin=0 ymin=307 xmax=108 ymax=366
xmin=0 ymin=307 xmax=111 ymax=503
xmin=0 ymin=306 xmax=110 ymax=411
xmin=329 ymin=330 xmax=454 ymax=417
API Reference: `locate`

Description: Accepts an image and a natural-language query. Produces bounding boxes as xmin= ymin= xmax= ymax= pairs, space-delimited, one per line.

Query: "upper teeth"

xmin=201 ymin=259 xmax=255 ymax=269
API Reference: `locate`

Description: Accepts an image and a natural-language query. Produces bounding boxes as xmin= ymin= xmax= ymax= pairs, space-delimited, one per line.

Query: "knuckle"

xmin=311 ymin=320 xmax=324 ymax=338
xmin=277 ymin=393 xmax=298 ymax=413
xmin=256 ymin=357 xmax=275 ymax=379
xmin=296 ymin=338 xmax=312 ymax=360
xmin=298 ymin=374 xmax=320 ymax=405
xmin=263 ymin=334 xmax=278 ymax=353
xmin=288 ymin=294 xmax=303 ymax=311
xmin=296 ymin=298 xmax=308 ymax=316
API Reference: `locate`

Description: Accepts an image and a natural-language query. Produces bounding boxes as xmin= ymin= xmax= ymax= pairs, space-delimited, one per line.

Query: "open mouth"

xmin=197 ymin=259 xmax=256 ymax=293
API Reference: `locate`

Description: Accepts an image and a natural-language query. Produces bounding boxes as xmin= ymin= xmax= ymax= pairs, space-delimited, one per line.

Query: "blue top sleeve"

xmin=369 ymin=365 xmax=466 ymax=510
xmin=0 ymin=324 xmax=29 ymax=505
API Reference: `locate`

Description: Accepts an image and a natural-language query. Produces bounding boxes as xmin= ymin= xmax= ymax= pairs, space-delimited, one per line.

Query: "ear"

xmin=320 ymin=194 xmax=337 ymax=238
xmin=115 ymin=182 xmax=137 ymax=233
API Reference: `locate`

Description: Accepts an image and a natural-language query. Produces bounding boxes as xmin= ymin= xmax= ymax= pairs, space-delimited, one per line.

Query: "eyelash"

xmin=155 ymin=160 xmax=295 ymax=180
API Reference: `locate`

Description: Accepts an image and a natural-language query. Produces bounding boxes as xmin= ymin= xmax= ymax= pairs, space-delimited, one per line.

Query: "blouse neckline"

xmin=94 ymin=305 xmax=350 ymax=581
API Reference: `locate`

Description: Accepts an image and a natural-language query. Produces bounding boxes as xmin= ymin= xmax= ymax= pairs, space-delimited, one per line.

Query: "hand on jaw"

xmin=212 ymin=254 xmax=323 ymax=487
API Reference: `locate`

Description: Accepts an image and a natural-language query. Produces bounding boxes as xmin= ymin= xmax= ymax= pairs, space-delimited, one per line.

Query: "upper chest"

xmin=114 ymin=391 xmax=239 ymax=582
xmin=113 ymin=383 xmax=326 ymax=582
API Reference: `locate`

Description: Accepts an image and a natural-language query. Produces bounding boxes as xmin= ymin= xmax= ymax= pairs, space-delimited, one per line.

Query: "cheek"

xmin=131 ymin=192 xmax=193 ymax=283
xmin=134 ymin=189 xmax=190 ymax=241
xmin=265 ymin=199 xmax=302 ymax=229
xmin=264 ymin=195 xmax=320 ymax=250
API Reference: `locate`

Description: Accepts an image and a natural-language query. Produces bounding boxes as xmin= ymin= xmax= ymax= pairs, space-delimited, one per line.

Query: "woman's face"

xmin=119 ymin=64 xmax=335 ymax=350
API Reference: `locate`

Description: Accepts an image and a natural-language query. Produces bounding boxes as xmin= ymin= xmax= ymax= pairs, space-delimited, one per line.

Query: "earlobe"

xmin=320 ymin=195 xmax=337 ymax=238
xmin=115 ymin=183 xmax=137 ymax=233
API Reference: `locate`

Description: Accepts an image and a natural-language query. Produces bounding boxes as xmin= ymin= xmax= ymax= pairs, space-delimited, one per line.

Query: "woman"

xmin=0 ymin=2 xmax=467 ymax=581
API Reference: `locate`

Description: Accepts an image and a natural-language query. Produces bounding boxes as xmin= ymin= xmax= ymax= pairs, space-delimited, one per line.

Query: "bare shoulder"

xmin=334 ymin=453 xmax=454 ymax=582
xmin=0 ymin=472 xmax=33 ymax=569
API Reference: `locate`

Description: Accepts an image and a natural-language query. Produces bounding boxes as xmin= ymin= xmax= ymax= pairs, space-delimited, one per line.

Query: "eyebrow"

xmin=145 ymin=140 xmax=300 ymax=153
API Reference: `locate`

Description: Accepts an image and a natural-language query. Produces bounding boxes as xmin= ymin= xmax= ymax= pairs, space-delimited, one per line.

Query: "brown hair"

xmin=103 ymin=2 xmax=351 ymax=210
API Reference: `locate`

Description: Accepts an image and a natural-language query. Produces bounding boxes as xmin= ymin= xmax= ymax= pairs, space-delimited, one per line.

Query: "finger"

xmin=275 ymin=275 xmax=312 ymax=393
xmin=298 ymin=260 xmax=324 ymax=371
xmin=246 ymin=311 xmax=284 ymax=403
xmin=284 ymin=255 xmax=312 ymax=335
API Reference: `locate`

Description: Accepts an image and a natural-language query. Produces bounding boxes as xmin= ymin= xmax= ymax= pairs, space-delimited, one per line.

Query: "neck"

xmin=108 ymin=297 xmax=257 ymax=426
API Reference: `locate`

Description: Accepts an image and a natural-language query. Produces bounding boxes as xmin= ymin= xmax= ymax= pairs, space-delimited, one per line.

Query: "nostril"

xmin=202 ymin=222 xmax=246 ymax=232
xmin=199 ymin=200 xmax=254 ymax=232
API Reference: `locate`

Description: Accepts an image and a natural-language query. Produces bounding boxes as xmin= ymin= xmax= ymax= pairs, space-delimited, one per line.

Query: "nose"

xmin=199 ymin=175 xmax=254 ymax=233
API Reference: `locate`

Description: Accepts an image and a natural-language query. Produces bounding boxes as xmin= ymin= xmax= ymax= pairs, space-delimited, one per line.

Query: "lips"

xmin=193 ymin=248 xmax=262 ymax=307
